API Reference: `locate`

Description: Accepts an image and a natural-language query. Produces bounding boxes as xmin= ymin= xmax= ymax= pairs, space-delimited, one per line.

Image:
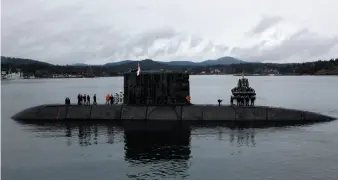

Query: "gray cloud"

xmin=2 ymin=0 xmax=338 ymax=64
xmin=232 ymin=28 xmax=338 ymax=62
xmin=251 ymin=15 xmax=284 ymax=35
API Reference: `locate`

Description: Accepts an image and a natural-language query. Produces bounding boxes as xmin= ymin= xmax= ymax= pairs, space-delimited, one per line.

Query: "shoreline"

xmin=3 ymin=74 xmax=338 ymax=80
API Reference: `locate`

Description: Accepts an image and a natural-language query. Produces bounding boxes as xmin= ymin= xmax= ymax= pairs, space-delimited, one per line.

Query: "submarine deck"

xmin=11 ymin=104 xmax=336 ymax=124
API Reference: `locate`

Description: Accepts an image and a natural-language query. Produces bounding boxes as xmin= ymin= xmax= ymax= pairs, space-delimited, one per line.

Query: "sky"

xmin=1 ymin=0 xmax=338 ymax=65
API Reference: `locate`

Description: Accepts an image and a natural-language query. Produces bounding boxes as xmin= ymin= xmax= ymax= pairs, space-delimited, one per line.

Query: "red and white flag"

xmin=137 ymin=63 xmax=140 ymax=76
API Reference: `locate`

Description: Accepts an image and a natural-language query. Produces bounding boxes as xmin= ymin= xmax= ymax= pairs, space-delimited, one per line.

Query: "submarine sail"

xmin=124 ymin=71 xmax=190 ymax=105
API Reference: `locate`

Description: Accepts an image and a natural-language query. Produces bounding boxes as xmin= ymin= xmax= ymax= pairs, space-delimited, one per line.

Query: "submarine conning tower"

xmin=123 ymin=70 xmax=191 ymax=105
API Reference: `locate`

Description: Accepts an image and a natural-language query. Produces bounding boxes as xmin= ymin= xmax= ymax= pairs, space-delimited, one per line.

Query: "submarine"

xmin=11 ymin=70 xmax=336 ymax=125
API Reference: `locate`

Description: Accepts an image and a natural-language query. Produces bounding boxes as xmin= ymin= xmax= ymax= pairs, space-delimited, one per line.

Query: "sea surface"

xmin=1 ymin=75 xmax=338 ymax=179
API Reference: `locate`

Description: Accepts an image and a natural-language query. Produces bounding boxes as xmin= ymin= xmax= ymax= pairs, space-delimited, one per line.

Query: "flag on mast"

xmin=137 ymin=62 xmax=140 ymax=76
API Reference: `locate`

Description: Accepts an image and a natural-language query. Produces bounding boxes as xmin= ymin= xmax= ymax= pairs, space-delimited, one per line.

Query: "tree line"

xmin=1 ymin=56 xmax=338 ymax=77
xmin=192 ymin=58 xmax=338 ymax=75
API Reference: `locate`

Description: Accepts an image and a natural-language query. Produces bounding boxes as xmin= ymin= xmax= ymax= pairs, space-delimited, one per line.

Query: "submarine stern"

xmin=11 ymin=105 xmax=42 ymax=121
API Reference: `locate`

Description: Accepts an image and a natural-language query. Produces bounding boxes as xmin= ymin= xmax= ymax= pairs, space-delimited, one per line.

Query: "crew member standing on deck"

xmin=93 ymin=94 xmax=97 ymax=105
xmin=251 ymin=96 xmax=255 ymax=106
xmin=87 ymin=94 xmax=90 ymax=105
xmin=83 ymin=94 xmax=87 ymax=105
xmin=110 ymin=94 xmax=114 ymax=105
xmin=80 ymin=94 xmax=83 ymax=105
xmin=185 ymin=95 xmax=191 ymax=104
xmin=77 ymin=93 xmax=81 ymax=105
xmin=106 ymin=94 xmax=110 ymax=104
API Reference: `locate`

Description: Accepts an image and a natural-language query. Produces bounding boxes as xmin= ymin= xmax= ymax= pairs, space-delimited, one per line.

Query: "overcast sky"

xmin=2 ymin=0 xmax=338 ymax=65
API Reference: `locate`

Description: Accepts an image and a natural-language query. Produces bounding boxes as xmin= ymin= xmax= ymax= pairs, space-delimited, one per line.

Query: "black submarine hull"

xmin=11 ymin=104 xmax=336 ymax=125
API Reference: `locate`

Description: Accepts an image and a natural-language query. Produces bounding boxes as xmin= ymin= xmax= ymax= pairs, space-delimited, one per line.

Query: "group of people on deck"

xmin=74 ymin=92 xmax=123 ymax=106
xmin=77 ymin=93 xmax=97 ymax=105
xmin=230 ymin=95 xmax=256 ymax=106
xmin=105 ymin=93 xmax=123 ymax=105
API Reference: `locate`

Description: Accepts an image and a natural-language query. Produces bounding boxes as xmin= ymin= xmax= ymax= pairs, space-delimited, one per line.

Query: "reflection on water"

xmin=26 ymin=122 xmax=193 ymax=179
xmin=16 ymin=120 xmax=320 ymax=148
xmin=124 ymin=130 xmax=191 ymax=161
xmin=11 ymin=119 xmax=338 ymax=179
xmin=22 ymin=122 xmax=122 ymax=147
xmin=229 ymin=128 xmax=256 ymax=147
xmin=124 ymin=129 xmax=192 ymax=179
xmin=17 ymin=121 xmax=194 ymax=179
xmin=15 ymin=121 xmax=262 ymax=179
xmin=15 ymin=120 xmax=291 ymax=148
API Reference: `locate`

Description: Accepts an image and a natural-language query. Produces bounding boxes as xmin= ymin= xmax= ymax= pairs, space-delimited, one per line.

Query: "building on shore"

xmin=1 ymin=69 xmax=23 ymax=80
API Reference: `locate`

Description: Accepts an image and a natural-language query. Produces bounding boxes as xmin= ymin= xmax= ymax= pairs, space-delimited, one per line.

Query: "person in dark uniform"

xmin=110 ymin=94 xmax=114 ymax=105
xmin=93 ymin=94 xmax=97 ymax=105
xmin=65 ymin=97 xmax=70 ymax=105
xmin=218 ymin=99 xmax=223 ymax=106
xmin=230 ymin=96 xmax=234 ymax=105
xmin=87 ymin=94 xmax=90 ymax=105
xmin=77 ymin=94 xmax=81 ymax=105
xmin=83 ymin=94 xmax=87 ymax=105
xmin=251 ymin=96 xmax=255 ymax=106
xmin=245 ymin=96 xmax=250 ymax=106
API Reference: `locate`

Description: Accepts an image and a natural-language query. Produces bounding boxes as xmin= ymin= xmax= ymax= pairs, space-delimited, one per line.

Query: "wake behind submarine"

xmin=12 ymin=70 xmax=336 ymax=125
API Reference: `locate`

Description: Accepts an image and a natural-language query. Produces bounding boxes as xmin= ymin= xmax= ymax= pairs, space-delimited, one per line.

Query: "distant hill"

xmin=315 ymin=66 xmax=338 ymax=75
xmin=105 ymin=56 xmax=247 ymax=67
xmin=1 ymin=56 xmax=246 ymax=68
xmin=1 ymin=55 xmax=337 ymax=76
xmin=104 ymin=60 xmax=133 ymax=66
xmin=1 ymin=56 xmax=52 ymax=66
xmin=163 ymin=61 xmax=200 ymax=66
xmin=163 ymin=56 xmax=247 ymax=66
xmin=71 ymin=63 xmax=88 ymax=66
xmin=199 ymin=56 xmax=247 ymax=66
xmin=111 ymin=59 xmax=177 ymax=71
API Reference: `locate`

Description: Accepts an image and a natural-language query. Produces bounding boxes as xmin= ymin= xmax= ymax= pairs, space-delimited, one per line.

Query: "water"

xmin=1 ymin=75 xmax=338 ymax=179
